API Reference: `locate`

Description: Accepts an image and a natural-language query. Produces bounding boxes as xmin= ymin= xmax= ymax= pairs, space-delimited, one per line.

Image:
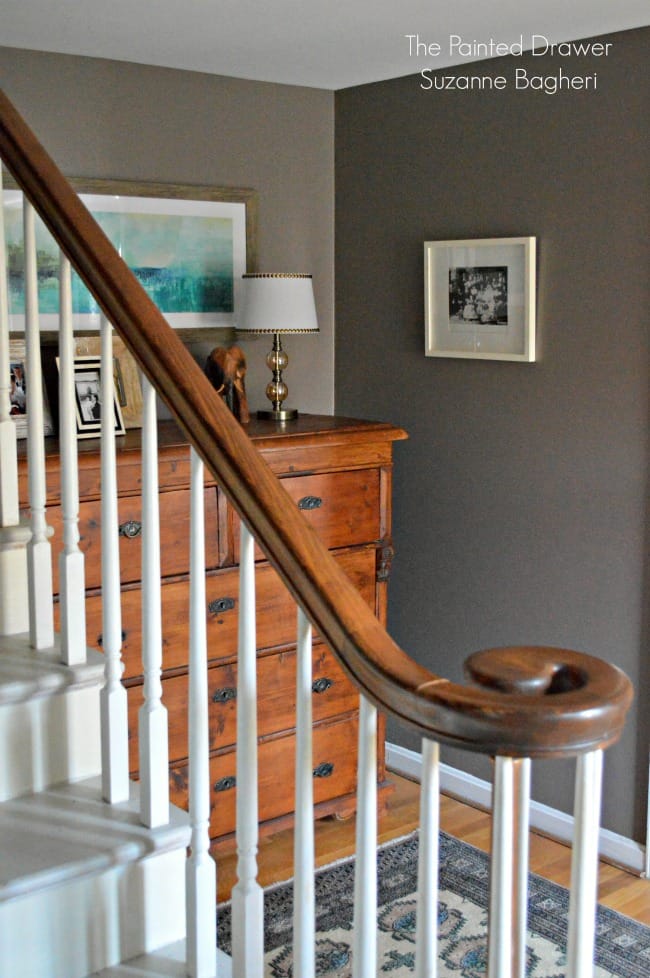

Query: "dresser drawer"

xmin=46 ymin=487 xmax=220 ymax=593
xmin=169 ymin=715 xmax=359 ymax=839
xmin=228 ymin=468 xmax=381 ymax=562
xmin=126 ymin=642 xmax=358 ymax=771
xmin=80 ymin=544 xmax=376 ymax=680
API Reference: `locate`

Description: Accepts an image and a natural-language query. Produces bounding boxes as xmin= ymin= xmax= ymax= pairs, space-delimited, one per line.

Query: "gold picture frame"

xmin=74 ymin=335 xmax=143 ymax=429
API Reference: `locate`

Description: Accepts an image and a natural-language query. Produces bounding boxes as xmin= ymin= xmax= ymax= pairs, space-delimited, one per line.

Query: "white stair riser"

xmin=0 ymin=541 xmax=29 ymax=635
xmin=0 ymin=847 xmax=186 ymax=978
xmin=0 ymin=686 xmax=101 ymax=801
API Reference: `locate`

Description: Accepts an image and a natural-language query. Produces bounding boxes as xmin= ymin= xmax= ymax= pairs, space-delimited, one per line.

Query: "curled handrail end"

xmin=464 ymin=645 xmax=631 ymax=698
xmin=345 ymin=642 xmax=633 ymax=759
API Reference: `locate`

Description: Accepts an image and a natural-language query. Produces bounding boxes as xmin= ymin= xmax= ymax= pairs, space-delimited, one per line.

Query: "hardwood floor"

xmin=215 ymin=773 xmax=650 ymax=927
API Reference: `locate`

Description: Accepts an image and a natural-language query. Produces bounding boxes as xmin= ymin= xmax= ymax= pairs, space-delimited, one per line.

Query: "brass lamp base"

xmin=258 ymin=333 xmax=300 ymax=422
xmin=257 ymin=407 xmax=298 ymax=422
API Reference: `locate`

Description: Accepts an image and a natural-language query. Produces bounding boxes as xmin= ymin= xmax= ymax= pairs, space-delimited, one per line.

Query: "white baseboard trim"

xmin=386 ymin=741 xmax=647 ymax=877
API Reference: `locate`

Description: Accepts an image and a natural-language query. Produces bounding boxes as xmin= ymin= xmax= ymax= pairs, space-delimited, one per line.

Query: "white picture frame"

xmin=424 ymin=236 xmax=536 ymax=361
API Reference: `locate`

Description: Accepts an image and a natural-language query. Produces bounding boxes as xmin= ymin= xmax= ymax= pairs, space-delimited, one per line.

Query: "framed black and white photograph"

xmin=424 ymin=237 xmax=536 ymax=361
xmin=8 ymin=339 xmax=54 ymax=439
xmin=69 ymin=356 xmax=125 ymax=439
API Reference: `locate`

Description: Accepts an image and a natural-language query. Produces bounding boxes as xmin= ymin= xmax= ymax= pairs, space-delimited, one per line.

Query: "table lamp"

xmin=237 ymin=272 xmax=319 ymax=421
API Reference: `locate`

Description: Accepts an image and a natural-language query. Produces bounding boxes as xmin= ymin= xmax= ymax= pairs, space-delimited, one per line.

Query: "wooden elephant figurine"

xmin=205 ymin=344 xmax=250 ymax=424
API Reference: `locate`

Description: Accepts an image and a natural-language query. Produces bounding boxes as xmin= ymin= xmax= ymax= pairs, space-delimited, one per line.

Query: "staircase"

xmin=0 ymin=598 xmax=197 ymax=978
xmin=0 ymin=86 xmax=635 ymax=978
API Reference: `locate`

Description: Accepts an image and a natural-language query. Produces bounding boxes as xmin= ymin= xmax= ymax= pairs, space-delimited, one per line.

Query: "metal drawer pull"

xmin=298 ymin=495 xmax=323 ymax=511
xmin=118 ymin=519 xmax=142 ymax=539
xmin=208 ymin=597 xmax=236 ymax=615
xmin=212 ymin=686 xmax=237 ymax=703
xmin=313 ymin=762 xmax=334 ymax=779
xmin=312 ymin=677 xmax=333 ymax=694
xmin=214 ymin=776 xmax=237 ymax=792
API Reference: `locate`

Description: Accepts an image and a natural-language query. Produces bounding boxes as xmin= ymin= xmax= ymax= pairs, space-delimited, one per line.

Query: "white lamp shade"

xmin=238 ymin=273 xmax=319 ymax=334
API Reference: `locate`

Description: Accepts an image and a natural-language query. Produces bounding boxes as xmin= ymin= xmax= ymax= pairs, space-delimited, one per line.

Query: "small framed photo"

xmin=424 ymin=237 xmax=536 ymax=361
xmin=67 ymin=356 xmax=125 ymax=439
xmin=74 ymin=335 xmax=143 ymax=428
xmin=8 ymin=339 xmax=54 ymax=439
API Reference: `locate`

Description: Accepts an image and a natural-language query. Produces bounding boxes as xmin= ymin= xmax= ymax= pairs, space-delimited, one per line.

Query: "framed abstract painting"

xmin=3 ymin=178 xmax=257 ymax=333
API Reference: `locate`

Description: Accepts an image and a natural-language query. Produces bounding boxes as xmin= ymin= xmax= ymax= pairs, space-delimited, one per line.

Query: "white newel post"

xmin=353 ymin=695 xmax=378 ymax=978
xmin=415 ymin=737 xmax=440 ymax=978
xmin=57 ymin=253 xmax=87 ymax=665
xmin=293 ymin=605 xmax=315 ymax=978
xmin=99 ymin=315 xmax=130 ymax=804
xmin=231 ymin=520 xmax=264 ymax=978
xmin=139 ymin=375 xmax=169 ymax=828
xmin=23 ymin=200 xmax=54 ymax=649
xmin=566 ymin=750 xmax=603 ymax=978
xmin=186 ymin=448 xmax=217 ymax=978
xmin=0 ymin=167 xmax=29 ymax=636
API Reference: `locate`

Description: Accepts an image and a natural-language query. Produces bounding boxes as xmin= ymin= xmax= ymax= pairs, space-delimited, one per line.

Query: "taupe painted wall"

xmin=335 ymin=28 xmax=649 ymax=840
xmin=0 ymin=48 xmax=335 ymax=414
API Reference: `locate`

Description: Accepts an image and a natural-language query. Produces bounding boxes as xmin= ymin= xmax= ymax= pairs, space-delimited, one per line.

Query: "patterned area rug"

xmin=217 ymin=832 xmax=650 ymax=977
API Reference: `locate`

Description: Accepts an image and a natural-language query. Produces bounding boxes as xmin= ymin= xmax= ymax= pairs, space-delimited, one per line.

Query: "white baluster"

xmin=0 ymin=168 xmax=29 ymax=636
xmin=99 ymin=315 xmax=129 ymax=803
xmin=566 ymin=750 xmax=603 ymax=978
xmin=139 ymin=375 xmax=169 ymax=828
xmin=487 ymin=756 xmax=515 ymax=978
xmin=415 ymin=737 xmax=440 ymax=978
xmin=57 ymin=253 xmax=86 ymax=665
xmin=0 ymin=166 xmax=19 ymax=528
xmin=186 ymin=448 xmax=217 ymax=978
xmin=293 ymin=605 xmax=315 ymax=978
xmin=23 ymin=200 xmax=54 ymax=649
xmin=353 ymin=695 xmax=377 ymax=978
xmin=486 ymin=755 xmax=530 ymax=978
xmin=512 ymin=758 xmax=531 ymax=978
xmin=231 ymin=520 xmax=263 ymax=978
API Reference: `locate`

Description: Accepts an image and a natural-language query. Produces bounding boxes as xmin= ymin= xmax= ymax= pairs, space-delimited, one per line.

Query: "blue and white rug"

xmin=217 ymin=831 xmax=650 ymax=977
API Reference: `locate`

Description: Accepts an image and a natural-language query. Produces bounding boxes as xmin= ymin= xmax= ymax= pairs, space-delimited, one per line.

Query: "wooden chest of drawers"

xmin=21 ymin=414 xmax=407 ymax=845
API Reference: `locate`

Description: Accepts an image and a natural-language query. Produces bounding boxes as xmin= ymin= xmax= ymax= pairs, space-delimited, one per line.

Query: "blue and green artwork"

xmin=3 ymin=199 xmax=235 ymax=319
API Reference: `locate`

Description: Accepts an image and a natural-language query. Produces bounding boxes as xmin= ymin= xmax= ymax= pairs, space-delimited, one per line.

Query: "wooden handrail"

xmin=0 ymin=87 xmax=632 ymax=757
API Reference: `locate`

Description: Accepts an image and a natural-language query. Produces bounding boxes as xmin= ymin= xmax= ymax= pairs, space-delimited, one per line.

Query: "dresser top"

xmin=26 ymin=414 xmax=407 ymax=461
xmin=19 ymin=415 xmax=407 ymax=501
